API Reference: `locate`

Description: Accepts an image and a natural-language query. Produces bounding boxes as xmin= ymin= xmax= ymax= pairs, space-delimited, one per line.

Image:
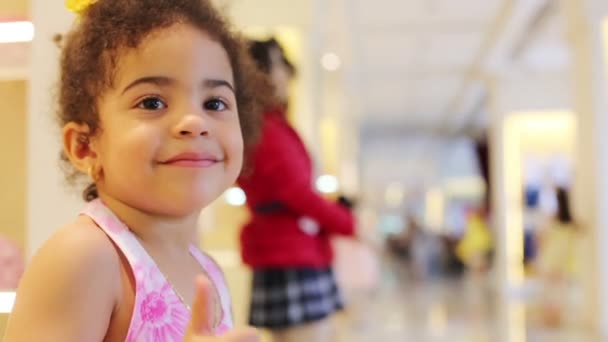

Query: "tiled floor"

xmin=331 ymin=256 xmax=598 ymax=342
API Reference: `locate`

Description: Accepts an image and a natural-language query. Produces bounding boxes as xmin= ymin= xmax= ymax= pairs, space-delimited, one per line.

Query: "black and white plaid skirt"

xmin=249 ymin=267 xmax=344 ymax=329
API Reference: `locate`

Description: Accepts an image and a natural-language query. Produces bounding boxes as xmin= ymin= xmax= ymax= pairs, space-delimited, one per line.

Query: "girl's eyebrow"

xmin=121 ymin=76 xmax=173 ymax=95
xmin=121 ymin=76 xmax=235 ymax=95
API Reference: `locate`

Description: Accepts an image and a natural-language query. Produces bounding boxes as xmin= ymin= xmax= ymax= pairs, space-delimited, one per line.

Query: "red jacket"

xmin=238 ymin=110 xmax=355 ymax=269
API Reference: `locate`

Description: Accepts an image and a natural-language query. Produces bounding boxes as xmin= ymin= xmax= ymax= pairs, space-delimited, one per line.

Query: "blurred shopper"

xmin=386 ymin=212 xmax=444 ymax=279
xmin=456 ymin=208 xmax=493 ymax=274
xmin=523 ymin=187 xmax=541 ymax=269
xmin=386 ymin=216 xmax=412 ymax=260
xmin=406 ymin=215 xmax=443 ymax=280
xmin=238 ymin=38 xmax=356 ymax=342
xmin=455 ymin=207 xmax=494 ymax=319
xmin=536 ymin=187 xmax=582 ymax=327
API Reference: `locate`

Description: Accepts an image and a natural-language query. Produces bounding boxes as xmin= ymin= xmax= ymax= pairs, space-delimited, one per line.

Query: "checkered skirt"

xmin=249 ymin=267 xmax=344 ymax=329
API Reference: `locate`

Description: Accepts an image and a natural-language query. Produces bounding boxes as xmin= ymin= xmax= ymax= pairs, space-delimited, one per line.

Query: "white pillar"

xmin=489 ymin=71 xmax=572 ymax=342
xmin=27 ymin=0 xmax=80 ymax=257
xmin=560 ymin=0 xmax=608 ymax=335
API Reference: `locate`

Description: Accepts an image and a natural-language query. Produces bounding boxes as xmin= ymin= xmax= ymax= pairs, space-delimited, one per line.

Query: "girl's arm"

xmin=3 ymin=223 xmax=120 ymax=342
xmin=256 ymin=125 xmax=355 ymax=236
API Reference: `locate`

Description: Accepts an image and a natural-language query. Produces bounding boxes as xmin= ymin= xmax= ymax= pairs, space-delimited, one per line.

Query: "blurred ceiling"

xmin=349 ymin=0 xmax=569 ymax=136
xmin=342 ymin=0 xmax=571 ymax=201
xmin=352 ymin=0 xmax=502 ymax=133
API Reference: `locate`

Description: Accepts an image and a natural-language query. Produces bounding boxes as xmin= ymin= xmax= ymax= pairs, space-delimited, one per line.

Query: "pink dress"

xmin=81 ymin=199 xmax=233 ymax=341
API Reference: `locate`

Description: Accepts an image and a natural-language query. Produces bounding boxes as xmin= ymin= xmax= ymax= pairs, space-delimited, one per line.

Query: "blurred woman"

xmin=536 ymin=187 xmax=581 ymax=327
xmin=238 ymin=38 xmax=356 ymax=342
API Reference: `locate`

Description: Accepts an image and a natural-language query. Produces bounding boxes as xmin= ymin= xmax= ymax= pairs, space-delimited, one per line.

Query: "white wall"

xmin=27 ymin=0 xmax=80 ymax=257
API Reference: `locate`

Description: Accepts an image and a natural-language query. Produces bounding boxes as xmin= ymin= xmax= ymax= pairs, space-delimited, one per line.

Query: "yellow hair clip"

xmin=66 ymin=0 xmax=98 ymax=15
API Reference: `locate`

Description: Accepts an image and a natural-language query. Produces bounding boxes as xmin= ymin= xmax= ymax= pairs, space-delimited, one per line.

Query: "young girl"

xmin=239 ymin=39 xmax=355 ymax=342
xmin=3 ymin=0 xmax=267 ymax=341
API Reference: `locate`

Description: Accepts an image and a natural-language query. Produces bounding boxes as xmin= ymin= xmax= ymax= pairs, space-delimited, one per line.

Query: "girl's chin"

xmin=158 ymin=194 xmax=218 ymax=216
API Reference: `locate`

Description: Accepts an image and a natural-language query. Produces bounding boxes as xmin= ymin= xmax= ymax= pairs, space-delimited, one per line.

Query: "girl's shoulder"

xmin=5 ymin=216 xmax=122 ymax=341
xmin=30 ymin=215 xmax=123 ymax=294
xmin=49 ymin=215 xmax=122 ymax=268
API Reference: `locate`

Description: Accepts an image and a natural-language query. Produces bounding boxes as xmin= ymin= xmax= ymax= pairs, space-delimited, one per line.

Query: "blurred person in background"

xmin=391 ymin=213 xmax=443 ymax=281
xmin=536 ymin=187 xmax=582 ymax=327
xmin=455 ymin=207 xmax=494 ymax=319
xmin=238 ymin=38 xmax=356 ymax=342
xmin=456 ymin=207 xmax=493 ymax=275
xmin=386 ymin=215 xmax=412 ymax=261
xmin=523 ymin=187 xmax=542 ymax=272
xmin=407 ymin=216 xmax=444 ymax=281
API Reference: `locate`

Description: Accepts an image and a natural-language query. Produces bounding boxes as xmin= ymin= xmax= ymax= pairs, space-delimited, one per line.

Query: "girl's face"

xmin=92 ymin=23 xmax=243 ymax=217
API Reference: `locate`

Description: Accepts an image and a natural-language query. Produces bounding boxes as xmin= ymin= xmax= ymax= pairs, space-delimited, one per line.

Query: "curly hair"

xmin=57 ymin=0 xmax=271 ymax=201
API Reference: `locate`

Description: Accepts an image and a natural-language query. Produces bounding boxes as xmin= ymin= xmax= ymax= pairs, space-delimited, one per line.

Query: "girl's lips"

xmin=162 ymin=159 xmax=219 ymax=168
xmin=160 ymin=152 xmax=222 ymax=168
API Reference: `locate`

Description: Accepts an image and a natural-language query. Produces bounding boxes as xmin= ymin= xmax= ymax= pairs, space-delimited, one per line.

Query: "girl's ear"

xmin=62 ymin=122 xmax=100 ymax=176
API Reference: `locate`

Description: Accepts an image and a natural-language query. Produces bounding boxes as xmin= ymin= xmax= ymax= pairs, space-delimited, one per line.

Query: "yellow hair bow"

xmin=66 ymin=0 xmax=98 ymax=15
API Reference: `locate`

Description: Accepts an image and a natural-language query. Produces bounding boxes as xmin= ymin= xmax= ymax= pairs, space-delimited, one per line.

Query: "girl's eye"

xmin=137 ymin=97 xmax=167 ymax=111
xmin=204 ymin=98 xmax=228 ymax=111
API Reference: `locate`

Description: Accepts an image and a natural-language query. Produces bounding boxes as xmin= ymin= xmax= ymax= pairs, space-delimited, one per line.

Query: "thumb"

xmin=185 ymin=275 xmax=216 ymax=338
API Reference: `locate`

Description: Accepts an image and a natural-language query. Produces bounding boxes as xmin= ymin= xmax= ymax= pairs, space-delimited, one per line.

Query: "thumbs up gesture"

xmin=184 ymin=276 xmax=260 ymax=342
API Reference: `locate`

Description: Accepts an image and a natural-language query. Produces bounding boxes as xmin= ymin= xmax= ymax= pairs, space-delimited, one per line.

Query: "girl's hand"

xmin=184 ymin=276 xmax=260 ymax=342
